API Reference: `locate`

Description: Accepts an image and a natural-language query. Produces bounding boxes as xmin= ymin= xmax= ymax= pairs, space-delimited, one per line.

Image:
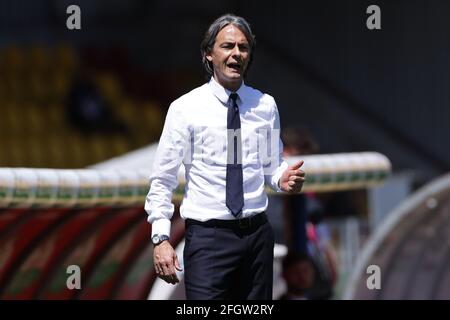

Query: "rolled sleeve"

xmin=264 ymin=98 xmax=288 ymax=192
xmin=268 ymin=160 xmax=288 ymax=192
xmin=144 ymin=101 xmax=190 ymax=237
xmin=149 ymin=218 xmax=172 ymax=237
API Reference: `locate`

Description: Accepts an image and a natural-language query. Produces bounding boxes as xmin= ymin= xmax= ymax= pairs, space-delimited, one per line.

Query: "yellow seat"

xmin=3 ymin=102 xmax=22 ymax=135
xmin=6 ymin=136 xmax=29 ymax=167
xmin=110 ymin=135 xmax=131 ymax=157
xmin=95 ymin=72 xmax=123 ymax=104
xmin=45 ymin=104 xmax=66 ymax=133
xmin=67 ymin=134 xmax=84 ymax=168
xmin=27 ymin=136 xmax=49 ymax=168
xmin=116 ymin=98 xmax=137 ymax=129
xmin=47 ymin=134 xmax=71 ymax=168
xmin=26 ymin=104 xmax=45 ymax=135
xmin=134 ymin=101 xmax=163 ymax=145
xmin=5 ymin=74 xmax=24 ymax=104
xmin=28 ymin=71 xmax=50 ymax=103
xmin=50 ymin=70 xmax=71 ymax=102
xmin=28 ymin=45 xmax=49 ymax=73
xmin=54 ymin=44 xmax=78 ymax=75
xmin=0 ymin=76 xmax=6 ymax=102
xmin=2 ymin=46 xmax=25 ymax=75
xmin=143 ymin=102 xmax=163 ymax=135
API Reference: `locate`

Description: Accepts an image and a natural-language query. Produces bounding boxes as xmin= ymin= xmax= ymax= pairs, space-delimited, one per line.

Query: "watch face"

xmin=152 ymin=235 xmax=160 ymax=244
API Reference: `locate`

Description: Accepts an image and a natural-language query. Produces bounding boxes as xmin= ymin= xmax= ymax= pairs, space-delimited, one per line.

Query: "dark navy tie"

xmin=226 ymin=93 xmax=244 ymax=217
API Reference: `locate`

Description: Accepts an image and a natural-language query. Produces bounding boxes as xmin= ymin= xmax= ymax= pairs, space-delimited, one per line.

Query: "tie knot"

xmin=229 ymin=93 xmax=238 ymax=103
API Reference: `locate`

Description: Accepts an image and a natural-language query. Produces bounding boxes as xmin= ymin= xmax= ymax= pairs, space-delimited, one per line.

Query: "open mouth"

xmin=227 ymin=62 xmax=241 ymax=72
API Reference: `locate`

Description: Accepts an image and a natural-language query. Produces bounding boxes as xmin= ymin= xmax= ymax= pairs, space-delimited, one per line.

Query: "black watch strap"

xmin=152 ymin=234 xmax=169 ymax=245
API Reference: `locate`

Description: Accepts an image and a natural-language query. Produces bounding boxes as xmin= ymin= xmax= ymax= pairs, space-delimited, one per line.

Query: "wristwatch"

xmin=152 ymin=234 xmax=169 ymax=246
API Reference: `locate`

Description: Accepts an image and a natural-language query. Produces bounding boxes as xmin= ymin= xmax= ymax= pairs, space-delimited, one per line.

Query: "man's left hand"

xmin=279 ymin=160 xmax=306 ymax=193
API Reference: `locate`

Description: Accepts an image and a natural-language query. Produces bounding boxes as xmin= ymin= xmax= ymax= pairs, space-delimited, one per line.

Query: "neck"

xmin=213 ymin=74 xmax=242 ymax=92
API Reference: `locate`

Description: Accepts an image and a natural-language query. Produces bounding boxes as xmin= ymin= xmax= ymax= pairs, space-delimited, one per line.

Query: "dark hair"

xmin=282 ymin=251 xmax=312 ymax=271
xmin=200 ymin=14 xmax=256 ymax=78
xmin=282 ymin=126 xmax=320 ymax=155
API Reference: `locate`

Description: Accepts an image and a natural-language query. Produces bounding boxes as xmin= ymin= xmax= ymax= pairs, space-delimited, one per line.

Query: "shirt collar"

xmin=209 ymin=77 xmax=247 ymax=105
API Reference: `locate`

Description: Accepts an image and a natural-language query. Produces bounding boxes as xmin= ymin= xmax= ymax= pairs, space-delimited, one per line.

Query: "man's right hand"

xmin=153 ymin=240 xmax=182 ymax=284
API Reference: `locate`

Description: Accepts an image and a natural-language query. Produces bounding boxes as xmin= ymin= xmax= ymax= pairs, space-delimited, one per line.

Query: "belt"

xmin=185 ymin=212 xmax=267 ymax=230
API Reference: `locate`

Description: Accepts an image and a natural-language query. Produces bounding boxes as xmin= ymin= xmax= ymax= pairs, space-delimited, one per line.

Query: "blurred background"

xmin=1 ymin=0 xmax=450 ymax=300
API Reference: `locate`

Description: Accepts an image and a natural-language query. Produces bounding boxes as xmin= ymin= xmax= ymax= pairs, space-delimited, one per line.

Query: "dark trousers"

xmin=183 ymin=213 xmax=275 ymax=300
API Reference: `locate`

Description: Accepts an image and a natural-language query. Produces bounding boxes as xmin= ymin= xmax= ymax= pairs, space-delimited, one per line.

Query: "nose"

xmin=231 ymin=45 xmax=241 ymax=59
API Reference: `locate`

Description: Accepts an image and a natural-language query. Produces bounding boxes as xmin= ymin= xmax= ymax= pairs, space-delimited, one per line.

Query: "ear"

xmin=206 ymin=53 xmax=213 ymax=62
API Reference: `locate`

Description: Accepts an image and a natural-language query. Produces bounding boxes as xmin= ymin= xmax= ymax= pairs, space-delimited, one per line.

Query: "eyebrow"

xmin=219 ymin=40 xmax=249 ymax=46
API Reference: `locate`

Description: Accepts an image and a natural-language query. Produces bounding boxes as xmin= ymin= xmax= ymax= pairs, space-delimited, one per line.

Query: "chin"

xmin=226 ymin=73 xmax=243 ymax=81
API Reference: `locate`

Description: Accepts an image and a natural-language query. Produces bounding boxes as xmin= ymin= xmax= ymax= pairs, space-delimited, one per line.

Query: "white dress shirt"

xmin=145 ymin=77 xmax=288 ymax=237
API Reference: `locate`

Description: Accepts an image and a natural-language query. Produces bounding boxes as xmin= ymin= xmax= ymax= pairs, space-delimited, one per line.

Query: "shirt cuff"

xmin=271 ymin=168 xmax=285 ymax=193
xmin=270 ymin=160 xmax=289 ymax=192
xmin=151 ymin=218 xmax=171 ymax=238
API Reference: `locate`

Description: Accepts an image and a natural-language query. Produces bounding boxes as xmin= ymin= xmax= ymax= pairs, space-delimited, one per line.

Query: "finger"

xmin=289 ymin=175 xmax=304 ymax=182
xmin=290 ymin=169 xmax=305 ymax=177
xmin=154 ymin=264 xmax=161 ymax=274
xmin=292 ymin=182 xmax=304 ymax=192
xmin=288 ymin=180 xmax=304 ymax=188
xmin=294 ymin=179 xmax=305 ymax=186
xmin=154 ymin=261 xmax=164 ymax=274
xmin=154 ymin=253 xmax=163 ymax=273
xmin=290 ymin=160 xmax=304 ymax=170
xmin=161 ymin=262 xmax=171 ymax=276
xmin=166 ymin=266 xmax=179 ymax=284
xmin=164 ymin=259 xmax=178 ymax=279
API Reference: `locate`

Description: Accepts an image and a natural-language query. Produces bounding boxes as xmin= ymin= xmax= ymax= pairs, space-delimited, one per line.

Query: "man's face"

xmin=206 ymin=24 xmax=250 ymax=91
xmin=284 ymin=260 xmax=315 ymax=293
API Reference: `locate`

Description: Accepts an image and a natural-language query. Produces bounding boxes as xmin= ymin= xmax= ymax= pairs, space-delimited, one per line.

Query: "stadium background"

xmin=1 ymin=0 xmax=450 ymax=299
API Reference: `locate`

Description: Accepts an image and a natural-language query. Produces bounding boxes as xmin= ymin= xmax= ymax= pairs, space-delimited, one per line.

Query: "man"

xmin=281 ymin=126 xmax=320 ymax=254
xmin=281 ymin=126 xmax=337 ymax=299
xmin=145 ymin=14 xmax=305 ymax=300
xmin=279 ymin=251 xmax=315 ymax=300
